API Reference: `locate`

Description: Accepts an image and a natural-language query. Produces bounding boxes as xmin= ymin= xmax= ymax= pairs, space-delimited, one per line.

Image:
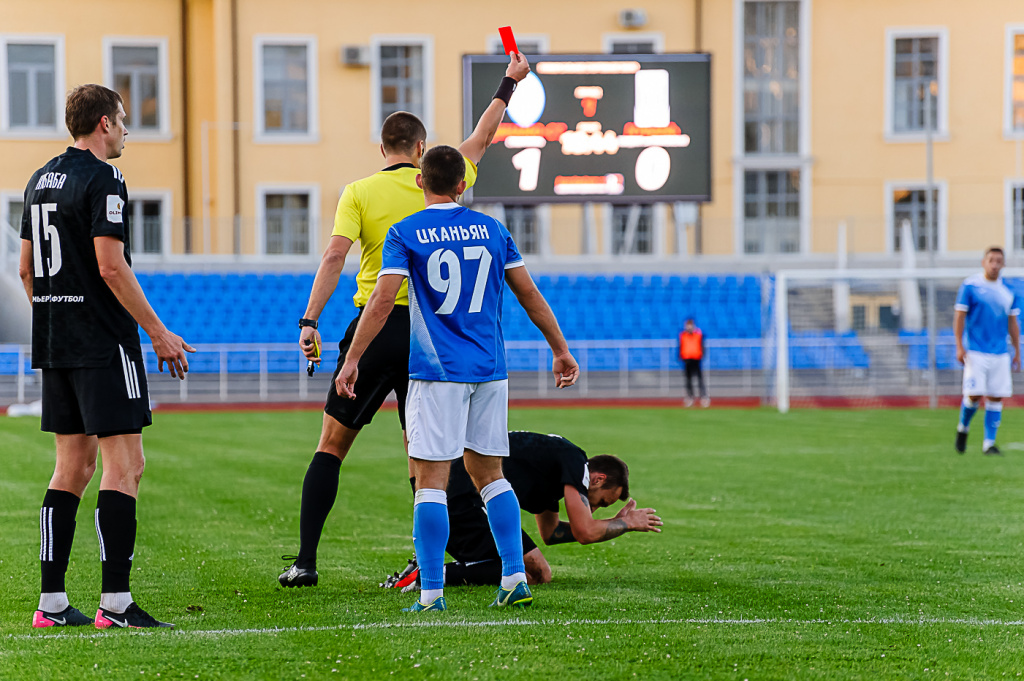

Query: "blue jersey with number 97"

xmin=379 ymin=202 xmax=524 ymax=382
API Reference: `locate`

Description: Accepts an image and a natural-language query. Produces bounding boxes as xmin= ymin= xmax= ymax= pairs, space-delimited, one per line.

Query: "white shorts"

xmin=406 ymin=379 xmax=509 ymax=461
xmin=962 ymin=351 xmax=1013 ymax=398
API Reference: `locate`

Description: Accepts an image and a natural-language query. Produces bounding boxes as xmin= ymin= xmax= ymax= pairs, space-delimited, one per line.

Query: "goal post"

xmin=772 ymin=268 xmax=1024 ymax=413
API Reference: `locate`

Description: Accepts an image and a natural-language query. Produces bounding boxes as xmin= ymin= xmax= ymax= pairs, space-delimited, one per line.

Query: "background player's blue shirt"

xmin=380 ymin=202 xmax=524 ymax=382
xmin=954 ymin=273 xmax=1021 ymax=355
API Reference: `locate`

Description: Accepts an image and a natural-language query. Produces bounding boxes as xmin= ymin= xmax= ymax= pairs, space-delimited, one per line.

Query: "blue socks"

xmin=480 ymin=479 xmax=526 ymax=586
xmin=958 ymin=397 xmax=979 ymax=433
xmin=984 ymin=402 xmax=1003 ymax=450
xmin=412 ymin=489 xmax=448 ymax=601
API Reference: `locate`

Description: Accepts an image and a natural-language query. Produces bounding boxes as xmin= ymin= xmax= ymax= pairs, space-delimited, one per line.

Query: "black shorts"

xmin=325 ymin=305 xmax=410 ymax=430
xmin=445 ymin=459 xmax=538 ymax=563
xmin=41 ymin=343 xmax=152 ymax=437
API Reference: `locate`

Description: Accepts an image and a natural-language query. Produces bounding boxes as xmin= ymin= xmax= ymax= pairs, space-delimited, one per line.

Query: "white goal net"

xmin=769 ymin=268 xmax=1024 ymax=412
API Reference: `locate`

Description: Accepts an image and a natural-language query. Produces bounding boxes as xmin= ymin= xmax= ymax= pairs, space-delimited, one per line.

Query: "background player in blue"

xmin=954 ymin=247 xmax=1021 ymax=455
xmin=336 ymin=145 xmax=579 ymax=612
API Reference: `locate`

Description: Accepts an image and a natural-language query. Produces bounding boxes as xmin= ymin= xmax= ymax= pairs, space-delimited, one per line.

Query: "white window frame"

xmin=732 ymin=0 xmax=813 ymax=257
xmin=884 ymin=27 xmax=950 ymax=143
xmin=1 ymin=189 xmax=24 ymax=232
xmin=485 ymin=34 xmax=550 ymax=56
xmin=1004 ymin=24 xmax=1024 ymax=139
xmin=103 ymin=37 xmax=171 ymax=140
xmin=0 ymin=34 xmax=66 ymax=138
xmin=125 ymin=189 xmax=172 ymax=259
xmin=369 ymin=35 xmax=434 ymax=142
xmin=253 ymin=35 xmax=319 ymax=144
xmin=884 ymin=179 xmax=949 ymax=255
xmin=601 ymin=32 xmax=665 ymax=54
xmin=601 ymin=203 xmax=668 ymax=257
xmin=1006 ymin=178 xmax=1024 ymax=254
xmin=255 ymin=183 xmax=320 ymax=257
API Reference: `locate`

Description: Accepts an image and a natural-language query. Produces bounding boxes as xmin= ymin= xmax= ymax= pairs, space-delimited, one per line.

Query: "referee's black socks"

xmin=296 ymin=451 xmax=342 ymax=570
xmin=40 ymin=489 xmax=80 ymax=597
xmin=95 ymin=490 xmax=137 ymax=595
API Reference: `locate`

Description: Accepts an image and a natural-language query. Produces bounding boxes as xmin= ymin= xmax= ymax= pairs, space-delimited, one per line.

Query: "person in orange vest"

xmin=679 ymin=318 xmax=709 ymax=407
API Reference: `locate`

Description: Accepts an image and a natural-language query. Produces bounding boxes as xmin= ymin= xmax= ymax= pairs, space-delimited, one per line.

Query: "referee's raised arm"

xmin=458 ymin=52 xmax=531 ymax=165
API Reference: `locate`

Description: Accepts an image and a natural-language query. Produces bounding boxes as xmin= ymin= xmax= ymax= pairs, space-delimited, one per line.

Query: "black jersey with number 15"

xmin=21 ymin=147 xmax=137 ymax=369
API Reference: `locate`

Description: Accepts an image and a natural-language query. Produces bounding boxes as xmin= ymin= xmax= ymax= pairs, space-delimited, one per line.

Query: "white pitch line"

xmin=6 ymin=615 xmax=1024 ymax=642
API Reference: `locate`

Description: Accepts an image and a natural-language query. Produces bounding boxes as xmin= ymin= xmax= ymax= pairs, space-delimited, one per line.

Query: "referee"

xmin=19 ymin=85 xmax=193 ymax=629
xmin=279 ymin=53 xmax=531 ymax=587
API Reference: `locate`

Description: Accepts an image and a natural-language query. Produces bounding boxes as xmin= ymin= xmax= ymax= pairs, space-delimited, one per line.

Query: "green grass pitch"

xmin=2 ymin=406 xmax=1024 ymax=679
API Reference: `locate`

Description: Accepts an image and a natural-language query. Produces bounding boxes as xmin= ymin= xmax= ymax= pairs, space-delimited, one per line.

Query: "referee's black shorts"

xmin=445 ymin=459 xmax=538 ymax=564
xmin=325 ymin=305 xmax=410 ymax=430
xmin=41 ymin=342 xmax=152 ymax=437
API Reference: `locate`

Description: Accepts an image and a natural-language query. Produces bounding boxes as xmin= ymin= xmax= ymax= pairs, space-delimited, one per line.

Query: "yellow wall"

xmin=2 ymin=0 xmax=1022 ymax=262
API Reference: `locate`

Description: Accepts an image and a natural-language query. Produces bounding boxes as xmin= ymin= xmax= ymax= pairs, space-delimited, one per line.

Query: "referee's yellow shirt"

xmin=332 ymin=158 xmax=478 ymax=308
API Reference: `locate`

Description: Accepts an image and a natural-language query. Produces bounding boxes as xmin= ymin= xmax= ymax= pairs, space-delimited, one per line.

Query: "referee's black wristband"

xmin=493 ymin=77 xmax=517 ymax=106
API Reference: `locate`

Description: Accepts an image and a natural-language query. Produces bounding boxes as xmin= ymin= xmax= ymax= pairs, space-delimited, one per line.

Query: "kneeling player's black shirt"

xmin=21 ymin=147 xmax=136 ymax=369
xmin=503 ymin=431 xmax=590 ymax=514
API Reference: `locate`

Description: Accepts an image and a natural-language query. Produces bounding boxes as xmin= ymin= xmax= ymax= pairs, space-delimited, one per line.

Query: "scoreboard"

xmin=462 ymin=53 xmax=711 ymax=204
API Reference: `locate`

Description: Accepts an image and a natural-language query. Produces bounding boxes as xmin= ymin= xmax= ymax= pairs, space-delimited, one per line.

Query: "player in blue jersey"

xmin=954 ymin=247 xmax=1021 ymax=455
xmin=336 ymin=144 xmax=579 ymax=612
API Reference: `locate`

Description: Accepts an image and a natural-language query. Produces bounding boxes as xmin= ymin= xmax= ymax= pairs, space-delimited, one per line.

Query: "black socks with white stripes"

xmin=296 ymin=451 xmax=342 ymax=570
xmin=95 ymin=490 xmax=137 ymax=596
xmin=39 ymin=489 xmax=81 ymax=610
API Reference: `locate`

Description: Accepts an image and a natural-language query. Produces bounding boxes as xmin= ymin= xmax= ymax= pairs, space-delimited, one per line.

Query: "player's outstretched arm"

xmin=94 ymin=236 xmax=195 ymax=379
xmin=562 ymin=486 xmax=662 ymax=545
xmin=299 ymin=235 xmax=354 ymax=362
xmin=458 ymin=53 xmax=531 ymax=165
xmin=535 ymin=510 xmax=577 ymax=545
xmin=506 ymin=265 xmax=579 ymax=388
xmin=336 ymin=273 xmax=404 ymax=399
xmin=18 ymin=239 xmax=33 ymax=303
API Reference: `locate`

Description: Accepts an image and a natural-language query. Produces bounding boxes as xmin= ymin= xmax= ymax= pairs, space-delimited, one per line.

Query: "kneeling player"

xmin=382 ymin=431 xmax=662 ymax=589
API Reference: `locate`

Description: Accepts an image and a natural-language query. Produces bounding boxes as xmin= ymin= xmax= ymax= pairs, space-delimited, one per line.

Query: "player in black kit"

xmin=19 ymin=84 xmax=194 ymax=629
xmin=382 ymin=431 xmax=662 ymax=589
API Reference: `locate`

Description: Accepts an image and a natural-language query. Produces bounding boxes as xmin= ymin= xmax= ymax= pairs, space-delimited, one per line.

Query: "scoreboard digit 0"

xmin=463 ymin=53 xmax=712 ymax=204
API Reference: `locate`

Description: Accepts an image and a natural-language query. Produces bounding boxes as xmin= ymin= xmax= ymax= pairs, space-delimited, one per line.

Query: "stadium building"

xmin=2 ymin=0 xmax=1024 ymax=406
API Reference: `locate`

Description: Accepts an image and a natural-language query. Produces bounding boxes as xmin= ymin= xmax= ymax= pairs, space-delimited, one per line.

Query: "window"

xmin=611 ymin=205 xmax=654 ymax=255
xmin=2 ymin=37 xmax=64 ymax=133
xmin=259 ymin=187 xmax=318 ymax=256
xmin=602 ymin=33 xmax=664 ymax=54
xmin=2 ymin=195 xmax=24 ymax=231
xmin=105 ymin=39 xmax=169 ymax=135
xmin=885 ymin=28 xmax=948 ymax=139
xmin=487 ymin=34 xmax=549 ymax=56
xmin=1007 ymin=27 xmax=1024 ymax=135
xmin=254 ymin=36 xmax=318 ymax=141
xmin=371 ymin=36 xmax=433 ymax=136
xmin=890 ymin=186 xmax=940 ymax=252
xmin=504 ymin=205 xmax=539 ymax=255
xmin=743 ymin=170 xmax=800 ymax=254
xmin=1011 ymin=183 xmax=1024 ymax=251
xmin=743 ymin=2 xmax=800 ymax=154
xmin=125 ymin=198 xmax=166 ymax=255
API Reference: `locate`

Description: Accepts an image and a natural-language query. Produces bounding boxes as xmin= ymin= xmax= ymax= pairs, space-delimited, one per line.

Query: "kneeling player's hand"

xmin=552 ymin=353 xmax=579 ymax=389
xmin=152 ymin=328 xmax=196 ymax=380
xmin=621 ymin=501 xmax=662 ymax=533
xmin=300 ymin=326 xmax=322 ymax=364
xmin=336 ymin=360 xmax=358 ymax=399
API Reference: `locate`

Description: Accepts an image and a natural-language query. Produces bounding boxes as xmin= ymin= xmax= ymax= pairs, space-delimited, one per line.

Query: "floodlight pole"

xmin=925 ymin=83 xmax=938 ymax=409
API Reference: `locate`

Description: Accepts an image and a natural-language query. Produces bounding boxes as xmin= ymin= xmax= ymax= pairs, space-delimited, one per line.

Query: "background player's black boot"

xmin=984 ymin=445 xmax=1003 ymax=456
xmin=955 ymin=430 xmax=968 ymax=454
xmin=96 ymin=602 xmax=173 ymax=629
xmin=279 ymin=556 xmax=318 ymax=587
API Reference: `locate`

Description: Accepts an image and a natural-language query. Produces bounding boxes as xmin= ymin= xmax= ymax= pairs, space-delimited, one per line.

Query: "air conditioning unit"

xmin=341 ymin=45 xmax=370 ymax=67
xmin=618 ymin=8 xmax=648 ymax=29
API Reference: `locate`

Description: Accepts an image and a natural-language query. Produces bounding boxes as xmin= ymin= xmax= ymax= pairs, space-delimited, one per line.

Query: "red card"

xmin=498 ymin=26 xmax=519 ymax=56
